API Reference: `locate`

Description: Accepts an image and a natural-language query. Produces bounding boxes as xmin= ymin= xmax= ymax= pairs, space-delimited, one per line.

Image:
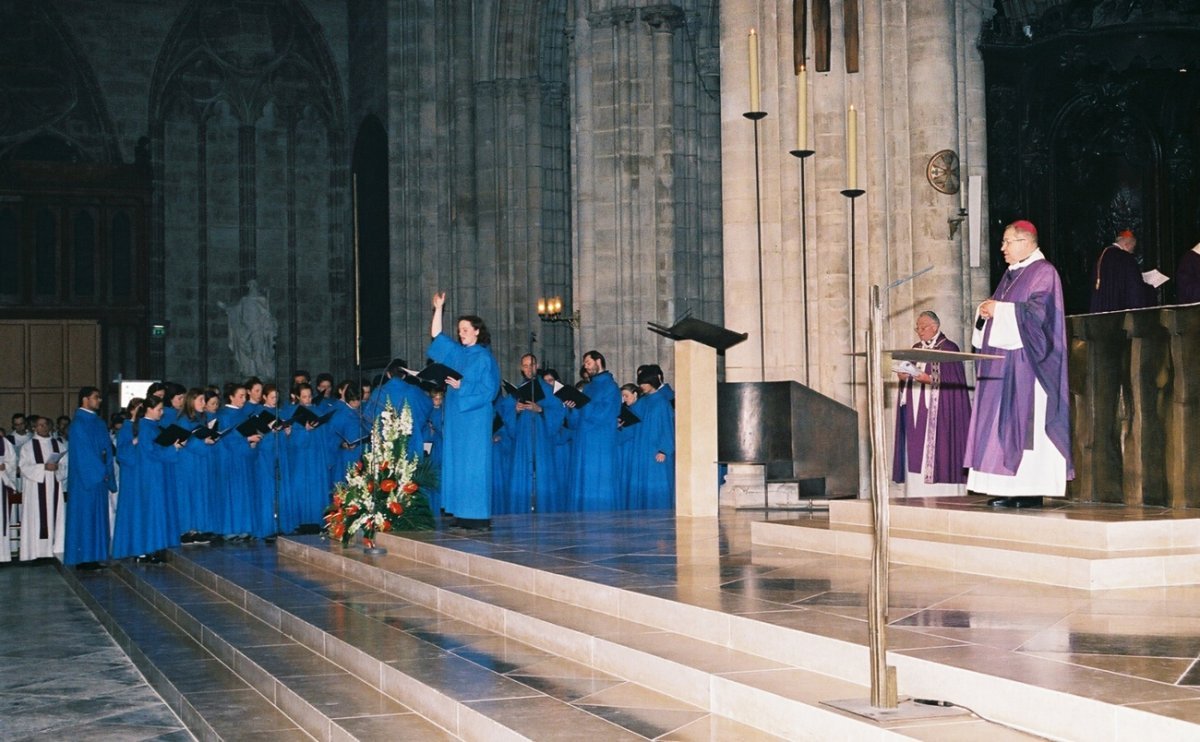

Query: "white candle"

xmin=749 ymin=29 xmax=760 ymax=113
xmin=797 ymin=67 xmax=807 ymax=150
xmin=847 ymin=105 xmax=858 ymax=189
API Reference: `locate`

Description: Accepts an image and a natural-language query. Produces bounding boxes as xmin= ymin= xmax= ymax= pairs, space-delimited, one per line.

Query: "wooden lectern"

xmin=648 ymin=317 xmax=747 ymax=517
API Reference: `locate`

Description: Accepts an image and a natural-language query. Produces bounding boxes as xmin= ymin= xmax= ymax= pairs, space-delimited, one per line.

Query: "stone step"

xmin=831 ymin=498 xmax=1200 ymax=551
xmin=167 ymin=544 xmax=786 ymax=741
xmin=271 ymin=533 xmax=1071 ymax=741
xmin=360 ymin=529 xmax=1200 ymax=742
xmin=756 ymin=506 xmax=1200 ymax=589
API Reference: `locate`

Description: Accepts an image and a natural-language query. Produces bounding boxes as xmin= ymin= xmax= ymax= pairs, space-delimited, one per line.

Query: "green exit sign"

xmin=151 ymin=324 xmax=166 ymax=338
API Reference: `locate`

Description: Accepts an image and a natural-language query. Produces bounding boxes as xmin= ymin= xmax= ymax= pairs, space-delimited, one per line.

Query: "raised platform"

xmin=59 ymin=508 xmax=1200 ymax=740
xmin=751 ymin=497 xmax=1200 ymax=589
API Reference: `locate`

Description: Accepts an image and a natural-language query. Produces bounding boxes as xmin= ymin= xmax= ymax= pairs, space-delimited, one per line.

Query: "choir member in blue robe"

xmin=426 ymin=389 xmax=445 ymax=515
xmin=63 ymin=387 xmax=116 ymax=567
xmin=615 ymin=384 xmax=641 ymax=508
xmin=1089 ymin=230 xmax=1152 ymax=312
xmin=244 ymin=377 xmax=265 ymax=415
xmin=175 ymin=388 xmax=217 ymax=540
xmin=565 ymin=351 xmax=621 ymax=511
xmin=538 ymin=369 xmax=573 ymax=512
xmin=891 ymin=312 xmax=972 ymax=496
xmin=250 ymin=384 xmax=288 ymax=538
xmin=111 ymin=397 xmax=182 ymax=561
xmin=966 ymin=220 xmax=1074 ymax=507
xmin=628 ymin=371 xmax=675 ymax=510
xmin=284 ymin=383 xmax=331 ymax=529
xmin=364 ymin=359 xmax=432 ymax=458
xmin=492 ymin=394 xmax=515 ymax=514
xmin=428 ymin=291 xmax=501 ymax=529
xmin=160 ymin=384 xmax=186 ymax=427
xmin=636 ymin=364 xmax=674 ymax=407
xmin=498 ymin=354 xmax=566 ymax=515
xmin=215 ymin=383 xmax=260 ymax=537
xmin=327 ymin=382 xmax=368 ymax=488
xmin=313 ymin=373 xmax=336 ymax=413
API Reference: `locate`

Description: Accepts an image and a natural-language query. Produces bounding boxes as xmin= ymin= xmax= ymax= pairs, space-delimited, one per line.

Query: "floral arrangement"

xmin=324 ymin=400 xmax=436 ymax=546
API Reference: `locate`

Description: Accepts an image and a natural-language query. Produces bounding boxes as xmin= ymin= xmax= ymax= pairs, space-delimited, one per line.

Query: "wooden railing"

xmin=1067 ymin=304 xmax=1200 ymax=508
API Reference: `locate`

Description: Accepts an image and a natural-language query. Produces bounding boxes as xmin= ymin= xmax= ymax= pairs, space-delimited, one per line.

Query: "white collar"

xmin=77 ymin=407 xmax=97 ymax=416
xmin=1008 ymin=248 xmax=1046 ymax=271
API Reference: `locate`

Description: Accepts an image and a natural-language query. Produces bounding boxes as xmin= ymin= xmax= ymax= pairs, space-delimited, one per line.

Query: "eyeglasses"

xmin=1002 ymin=238 xmax=1028 ymax=246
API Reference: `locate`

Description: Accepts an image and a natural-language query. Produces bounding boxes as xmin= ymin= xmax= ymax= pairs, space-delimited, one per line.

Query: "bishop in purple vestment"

xmin=965 ymin=220 xmax=1074 ymax=507
xmin=1089 ymin=229 xmax=1152 ymax=312
xmin=892 ymin=311 xmax=971 ymax=495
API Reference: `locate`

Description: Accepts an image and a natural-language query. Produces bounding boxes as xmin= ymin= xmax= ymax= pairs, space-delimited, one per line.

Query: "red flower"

xmin=356 ymin=461 xmax=364 ymax=473
xmin=381 ymin=520 xmax=393 ymax=532
xmin=366 ymin=482 xmax=375 ymax=493
xmin=380 ymin=479 xmax=398 ymax=493
xmin=388 ymin=501 xmax=403 ymax=515
xmin=332 ymin=524 xmax=345 ymax=539
xmin=347 ymin=505 xmax=359 ymax=516
xmin=379 ymin=460 xmax=390 ymax=471
xmin=402 ymin=482 xmax=419 ymax=495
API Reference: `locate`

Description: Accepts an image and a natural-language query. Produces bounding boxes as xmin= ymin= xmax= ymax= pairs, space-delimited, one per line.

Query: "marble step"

xmin=360 ymin=530 xmax=1200 ymax=742
xmin=831 ymin=498 xmax=1200 ymax=551
xmin=272 ymin=533 xmax=1068 ymax=741
xmin=166 ymin=544 xmax=788 ymax=741
xmin=59 ymin=563 xmax=338 ymax=741
xmin=755 ymin=509 xmax=1200 ymax=590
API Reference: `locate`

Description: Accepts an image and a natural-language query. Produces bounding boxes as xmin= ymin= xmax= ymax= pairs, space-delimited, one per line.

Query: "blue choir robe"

xmin=364 ymin=377 xmax=433 ymax=459
xmin=64 ymin=407 xmax=116 ymax=565
xmin=543 ymin=409 xmax=575 ymax=513
xmin=627 ymin=390 xmax=675 ymax=510
xmin=327 ymin=401 xmax=368 ymax=488
xmin=491 ymin=396 xmax=516 ymax=514
xmin=284 ymin=403 xmax=331 ymax=527
xmin=112 ymin=418 xmax=181 ymax=558
xmin=251 ymin=406 xmax=288 ymax=537
xmin=615 ymin=410 xmax=638 ymax=509
xmin=174 ymin=414 xmax=216 ymax=534
xmin=426 ymin=404 xmax=445 ymax=514
xmin=566 ymin=370 xmax=621 ymax=511
xmin=428 ymin=333 xmax=500 ymax=520
xmin=216 ymin=405 xmax=256 ymax=535
xmin=500 ymin=379 xmax=565 ymax=514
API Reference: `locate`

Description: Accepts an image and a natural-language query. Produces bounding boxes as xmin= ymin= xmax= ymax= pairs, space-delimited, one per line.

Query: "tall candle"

xmin=847 ymin=105 xmax=858 ymax=189
xmin=749 ymin=29 xmax=760 ymax=112
xmin=797 ymin=66 xmax=807 ymax=150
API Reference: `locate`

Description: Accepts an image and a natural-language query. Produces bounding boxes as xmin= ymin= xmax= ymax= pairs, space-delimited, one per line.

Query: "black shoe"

xmin=455 ymin=518 xmax=491 ymax=531
xmin=74 ymin=561 xmax=106 ymax=571
xmin=987 ymin=497 xmax=1013 ymax=507
xmin=135 ymin=554 xmax=154 ymax=564
xmin=1010 ymin=496 xmax=1043 ymax=508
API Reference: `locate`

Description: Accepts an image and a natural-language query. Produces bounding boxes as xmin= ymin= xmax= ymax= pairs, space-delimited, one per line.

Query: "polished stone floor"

xmin=0 ymin=560 xmax=191 ymax=741
xmin=7 ymin=503 xmax=1200 ymax=740
xmin=408 ymin=507 xmax=1200 ymax=728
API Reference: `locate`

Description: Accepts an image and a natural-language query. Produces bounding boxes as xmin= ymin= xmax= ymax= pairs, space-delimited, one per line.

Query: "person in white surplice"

xmin=0 ymin=434 xmax=14 ymax=563
xmin=19 ymin=416 xmax=67 ymax=560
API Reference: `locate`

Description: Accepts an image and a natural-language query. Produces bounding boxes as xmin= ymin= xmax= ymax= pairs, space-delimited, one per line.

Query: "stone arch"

xmin=0 ymin=2 xmax=119 ymax=163
xmin=147 ymin=0 xmax=349 ymax=381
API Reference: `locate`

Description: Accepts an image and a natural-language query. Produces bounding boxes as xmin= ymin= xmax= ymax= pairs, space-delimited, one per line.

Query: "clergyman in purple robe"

xmin=892 ymin=310 xmax=971 ymax=496
xmin=1089 ymin=229 xmax=1152 ymax=312
xmin=964 ymin=219 xmax=1074 ymax=508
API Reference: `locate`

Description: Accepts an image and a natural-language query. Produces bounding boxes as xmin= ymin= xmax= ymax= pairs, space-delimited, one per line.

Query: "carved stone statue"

xmin=218 ymin=280 xmax=277 ymax=379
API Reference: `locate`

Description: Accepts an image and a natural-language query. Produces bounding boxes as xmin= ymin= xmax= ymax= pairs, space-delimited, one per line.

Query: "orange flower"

xmin=366 ymin=482 xmax=375 ymax=493
xmin=347 ymin=505 xmax=359 ymax=516
xmin=381 ymin=520 xmax=393 ymax=531
xmin=388 ymin=501 xmax=403 ymax=515
xmin=332 ymin=524 xmax=345 ymax=539
xmin=402 ymin=481 xmax=418 ymax=494
xmin=379 ymin=460 xmax=390 ymax=471
xmin=380 ymin=479 xmax=398 ymax=493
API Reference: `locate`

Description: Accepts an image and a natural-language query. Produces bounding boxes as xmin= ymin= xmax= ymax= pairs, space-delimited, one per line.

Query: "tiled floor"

xmin=8 ymin=502 xmax=1200 ymax=739
xmin=0 ymin=560 xmax=191 ymax=742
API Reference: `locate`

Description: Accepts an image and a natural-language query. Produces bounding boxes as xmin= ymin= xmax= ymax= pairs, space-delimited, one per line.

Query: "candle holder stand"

xmin=789 ymin=148 xmax=815 ymax=385
xmin=745 ymin=110 xmax=767 ymax=380
xmin=841 ymin=187 xmax=865 ymax=400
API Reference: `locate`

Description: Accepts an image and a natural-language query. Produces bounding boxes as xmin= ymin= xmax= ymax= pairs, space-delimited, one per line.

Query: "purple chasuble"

xmin=892 ymin=335 xmax=971 ymax=484
xmin=965 ymin=259 xmax=1074 ymax=478
xmin=1089 ymin=245 xmax=1150 ymax=312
